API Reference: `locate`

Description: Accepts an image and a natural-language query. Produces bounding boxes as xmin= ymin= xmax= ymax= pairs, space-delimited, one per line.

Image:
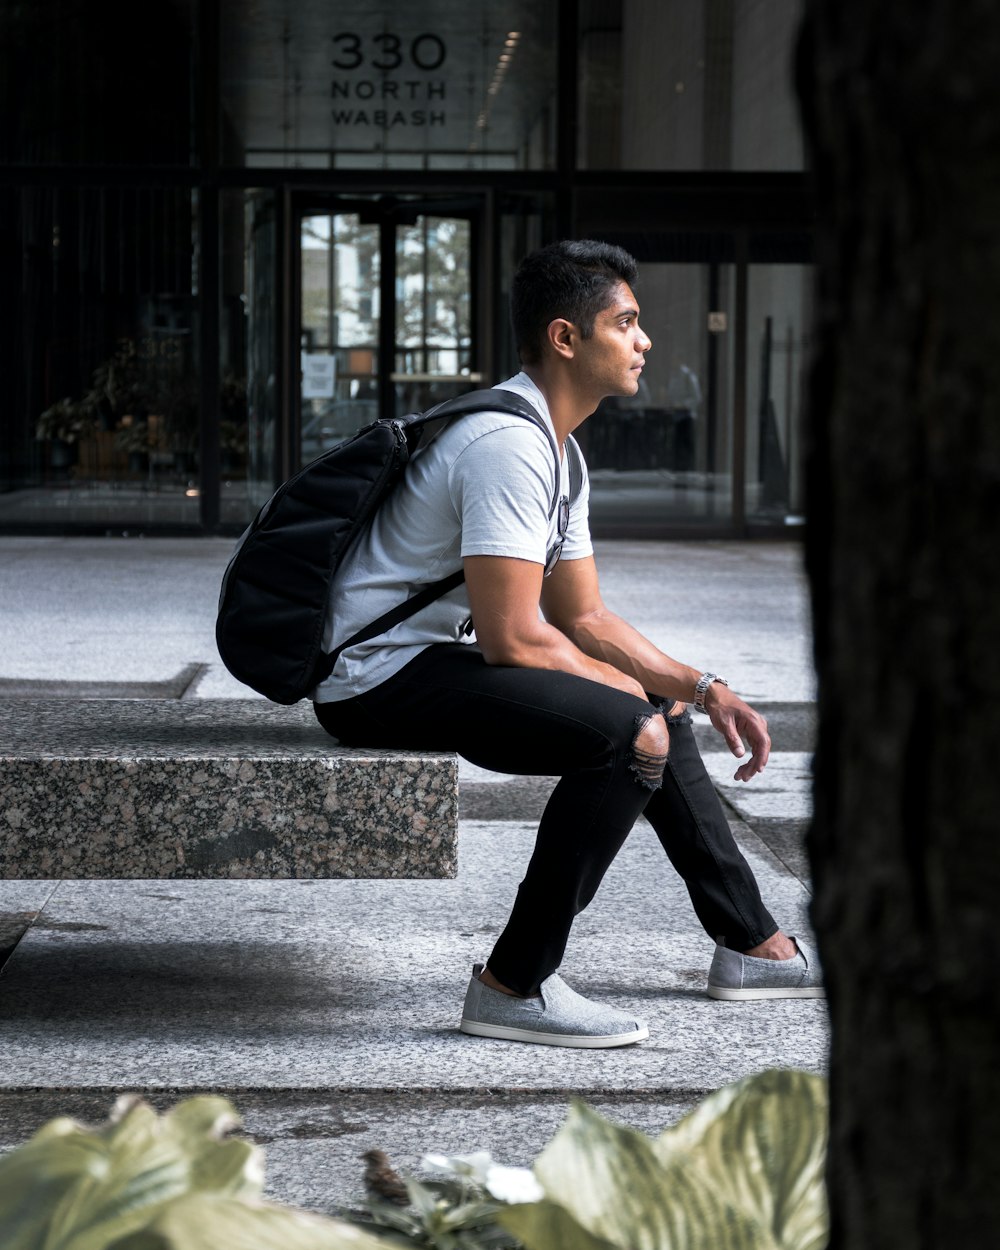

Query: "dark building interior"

xmin=1 ymin=0 xmax=813 ymax=536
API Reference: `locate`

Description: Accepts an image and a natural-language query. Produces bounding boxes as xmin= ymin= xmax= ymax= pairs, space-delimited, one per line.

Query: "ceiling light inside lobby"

xmin=469 ymin=30 xmax=521 ymax=151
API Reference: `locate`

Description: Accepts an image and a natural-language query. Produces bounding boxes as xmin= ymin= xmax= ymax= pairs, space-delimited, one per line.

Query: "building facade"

xmin=1 ymin=0 xmax=813 ymax=537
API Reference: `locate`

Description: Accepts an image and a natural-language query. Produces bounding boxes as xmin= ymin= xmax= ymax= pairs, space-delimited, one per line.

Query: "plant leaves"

xmin=104 ymin=1192 xmax=390 ymax=1250
xmin=164 ymin=1098 xmax=262 ymax=1200
xmin=423 ymin=1151 xmax=544 ymax=1203
xmin=0 ymin=1096 xmax=267 ymax=1250
xmin=0 ymin=1079 xmax=827 ymax=1250
xmin=655 ymin=1068 xmax=829 ymax=1250
xmin=363 ymin=1197 xmax=424 ymax=1237
xmin=438 ymin=1198 xmax=506 ymax=1229
xmin=404 ymin=1174 xmax=445 ymax=1221
xmin=531 ymin=1100 xmax=773 ymax=1250
xmin=0 ymin=1119 xmax=112 ymax=1250
xmin=499 ymin=1198 xmax=620 ymax=1250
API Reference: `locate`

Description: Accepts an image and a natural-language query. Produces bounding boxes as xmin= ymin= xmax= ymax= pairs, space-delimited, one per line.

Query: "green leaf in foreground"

xmin=0 ymin=1095 xmax=264 ymax=1250
xmin=500 ymin=1197 xmax=619 ymax=1250
xmin=105 ymin=1191 xmax=389 ymax=1249
xmin=528 ymin=1101 xmax=769 ymax=1250
xmin=656 ymin=1068 xmax=828 ymax=1250
xmin=500 ymin=1069 xmax=828 ymax=1250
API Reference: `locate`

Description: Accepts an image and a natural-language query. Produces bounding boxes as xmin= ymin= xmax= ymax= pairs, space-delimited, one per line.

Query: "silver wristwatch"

xmin=693 ymin=672 xmax=729 ymax=714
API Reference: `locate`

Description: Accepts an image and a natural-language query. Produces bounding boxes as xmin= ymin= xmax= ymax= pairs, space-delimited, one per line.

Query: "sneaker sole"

xmin=707 ymin=985 xmax=826 ymax=1001
xmin=460 ymin=1019 xmax=649 ymax=1048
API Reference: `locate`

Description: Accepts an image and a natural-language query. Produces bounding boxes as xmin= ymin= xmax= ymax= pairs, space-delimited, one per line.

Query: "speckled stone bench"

xmin=0 ymin=700 xmax=457 ymax=880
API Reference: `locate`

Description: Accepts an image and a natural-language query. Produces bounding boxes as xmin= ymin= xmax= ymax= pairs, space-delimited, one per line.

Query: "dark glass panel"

xmin=1 ymin=0 xmax=195 ymax=166
xmin=0 ymin=187 xmax=202 ymax=527
xmin=746 ymin=263 xmax=813 ymax=526
xmin=578 ymin=0 xmax=806 ymax=172
xmin=579 ymin=255 xmax=738 ymax=533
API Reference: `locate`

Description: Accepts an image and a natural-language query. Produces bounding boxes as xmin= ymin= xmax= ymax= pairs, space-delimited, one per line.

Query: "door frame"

xmin=283 ymin=190 xmax=487 ymax=475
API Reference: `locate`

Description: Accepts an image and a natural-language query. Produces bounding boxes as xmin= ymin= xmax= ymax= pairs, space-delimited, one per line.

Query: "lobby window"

xmin=745 ymin=257 xmax=814 ymax=527
xmin=578 ymin=0 xmax=806 ymax=171
xmin=577 ymin=236 xmax=739 ymax=533
xmin=0 ymin=187 xmax=202 ymax=528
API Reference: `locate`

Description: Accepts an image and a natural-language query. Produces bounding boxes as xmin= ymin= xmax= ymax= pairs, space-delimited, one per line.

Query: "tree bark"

xmin=798 ymin=2 xmax=1000 ymax=1245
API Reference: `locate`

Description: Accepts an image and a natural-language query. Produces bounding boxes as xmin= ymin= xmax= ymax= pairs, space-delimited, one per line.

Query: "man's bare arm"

xmin=541 ymin=556 xmax=771 ymax=780
xmin=463 ymin=555 xmax=648 ymax=702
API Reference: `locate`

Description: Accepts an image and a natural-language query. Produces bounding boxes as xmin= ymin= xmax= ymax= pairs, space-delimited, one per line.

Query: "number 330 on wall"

xmin=331 ymin=32 xmax=447 ymax=71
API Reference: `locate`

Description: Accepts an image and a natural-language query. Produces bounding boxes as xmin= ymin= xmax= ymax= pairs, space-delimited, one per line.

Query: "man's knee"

xmin=629 ymin=710 xmax=669 ymax=790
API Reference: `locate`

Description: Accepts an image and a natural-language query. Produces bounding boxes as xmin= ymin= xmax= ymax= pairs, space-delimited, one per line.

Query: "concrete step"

xmin=0 ymin=813 xmax=826 ymax=1215
xmin=0 ymin=1085 xmax=703 ymax=1221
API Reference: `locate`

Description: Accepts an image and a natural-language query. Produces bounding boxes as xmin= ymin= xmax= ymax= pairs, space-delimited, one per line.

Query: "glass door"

xmin=392 ymin=214 xmax=476 ymax=415
xmin=299 ymin=210 xmax=380 ymax=461
xmin=296 ymin=197 xmax=477 ymax=465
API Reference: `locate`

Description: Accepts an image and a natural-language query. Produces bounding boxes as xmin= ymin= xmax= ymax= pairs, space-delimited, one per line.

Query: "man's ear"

xmin=546 ymin=317 xmax=577 ymax=360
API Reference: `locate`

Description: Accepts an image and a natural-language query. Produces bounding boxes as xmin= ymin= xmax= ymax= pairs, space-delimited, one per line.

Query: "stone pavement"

xmin=0 ymin=536 xmax=825 ymax=1218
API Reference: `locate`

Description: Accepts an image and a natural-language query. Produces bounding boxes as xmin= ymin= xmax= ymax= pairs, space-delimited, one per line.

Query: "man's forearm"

xmin=479 ymin=615 xmax=647 ymax=698
xmin=566 ymin=607 xmax=702 ymax=701
xmin=562 ymin=605 xmax=772 ymax=780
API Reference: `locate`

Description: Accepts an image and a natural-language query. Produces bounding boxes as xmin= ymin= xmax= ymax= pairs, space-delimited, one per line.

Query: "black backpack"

xmin=216 ymin=388 xmax=582 ymax=705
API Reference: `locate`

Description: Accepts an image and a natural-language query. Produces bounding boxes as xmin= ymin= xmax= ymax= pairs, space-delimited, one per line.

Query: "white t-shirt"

xmin=312 ymin=373 xmax=593 ymax=702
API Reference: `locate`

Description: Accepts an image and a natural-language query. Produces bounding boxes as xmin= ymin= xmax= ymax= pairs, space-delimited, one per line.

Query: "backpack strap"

xmin=323 ymin=568 xmax=467 ymax=671
xmin=318 ymin=389 xmax=583 ymax=682
xmin=412 ymin=388 xmax=563 ymax=519
xmin=566 ymin=433 xmax=585 ymax=503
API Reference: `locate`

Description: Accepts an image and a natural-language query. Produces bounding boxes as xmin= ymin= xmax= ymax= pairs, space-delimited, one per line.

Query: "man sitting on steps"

xmin=312 ymin=239 xmax=822 ymax=1048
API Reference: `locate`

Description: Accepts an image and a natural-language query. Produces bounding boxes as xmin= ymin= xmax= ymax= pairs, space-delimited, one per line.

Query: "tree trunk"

xmin=798 ymin=2 xmax=1000 ymax=1245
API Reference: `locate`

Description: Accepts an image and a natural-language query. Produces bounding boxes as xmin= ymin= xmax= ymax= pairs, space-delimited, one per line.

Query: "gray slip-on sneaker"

xmin=707 ymin=936 xmax=825 ymax=1001
xmin=460 ymin=963 xmax=649 ymax=1048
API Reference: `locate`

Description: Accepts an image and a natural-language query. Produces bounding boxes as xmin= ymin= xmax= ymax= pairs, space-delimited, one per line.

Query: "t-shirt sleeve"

xmin=449 ymin=425 xmax=555 ymax=564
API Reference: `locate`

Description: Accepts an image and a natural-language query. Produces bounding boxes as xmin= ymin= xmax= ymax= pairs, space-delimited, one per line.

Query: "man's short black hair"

xmin=510 ymin=239 xmax=639 ymax=365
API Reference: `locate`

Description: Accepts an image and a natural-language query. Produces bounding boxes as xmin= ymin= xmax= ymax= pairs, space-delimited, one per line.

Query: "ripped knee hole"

xmin=629 ymin=712 xmax=668 ymax=790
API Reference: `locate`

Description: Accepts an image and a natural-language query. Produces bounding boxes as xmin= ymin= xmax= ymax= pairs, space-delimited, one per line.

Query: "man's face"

xmin=574 ymin=282 xmax=652 ymax=399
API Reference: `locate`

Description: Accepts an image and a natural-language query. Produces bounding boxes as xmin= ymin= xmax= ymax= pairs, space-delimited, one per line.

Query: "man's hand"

xmin=704 ymin=684 xmax=771 ymax=782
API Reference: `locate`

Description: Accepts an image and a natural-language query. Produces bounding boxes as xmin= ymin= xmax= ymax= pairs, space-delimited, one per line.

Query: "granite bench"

xmin=0 ymin=700 xmax=457 ymax=880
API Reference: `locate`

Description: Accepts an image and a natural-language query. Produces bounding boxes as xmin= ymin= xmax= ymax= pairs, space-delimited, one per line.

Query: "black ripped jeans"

xmin=314 ymin=643 xmax=776 ymax=996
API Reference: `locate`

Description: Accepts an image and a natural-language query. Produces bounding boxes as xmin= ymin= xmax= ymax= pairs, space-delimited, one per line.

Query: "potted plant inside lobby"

xmin=113 ymin=415 xmax=152 ymax=475
xmin=35 ymin=397 xmax=96 ymax=475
